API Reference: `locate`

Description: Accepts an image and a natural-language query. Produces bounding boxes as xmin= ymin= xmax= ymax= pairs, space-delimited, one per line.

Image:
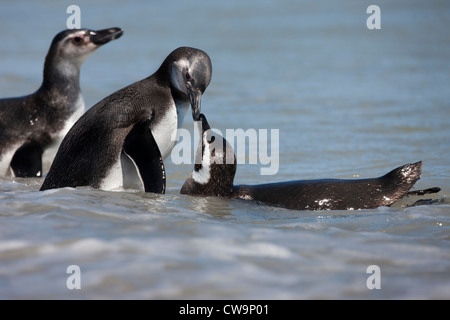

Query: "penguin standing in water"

xmin=0 ymin=27 xmax=123 ymax=178
xmin=40 ymin=47 xmax=212 ymax=193
xmin=181 ymin=114 xmax=439 ymax=211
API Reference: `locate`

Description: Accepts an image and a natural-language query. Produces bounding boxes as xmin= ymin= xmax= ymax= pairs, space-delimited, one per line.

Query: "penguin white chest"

xmin=152 ymin=101 xmax=188 ymax=160
xmin=99 ymin=101 xmax=188 ymax=191
xmin=100 ymin=155 xmax=124 ymax=191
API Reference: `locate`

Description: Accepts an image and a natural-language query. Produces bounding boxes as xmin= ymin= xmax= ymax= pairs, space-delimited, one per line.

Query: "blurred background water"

xmin=0 ymin=0 xmax=449 ymax=299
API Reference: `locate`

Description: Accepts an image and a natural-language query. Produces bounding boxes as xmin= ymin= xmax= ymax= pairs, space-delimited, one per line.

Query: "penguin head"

xmin=181 ymin=114 xmax=236 ymax=197
xmin=48 ymin=27 xmax=123 ymax=68
xmin=167 ymin=47 xmax=212 ymax=121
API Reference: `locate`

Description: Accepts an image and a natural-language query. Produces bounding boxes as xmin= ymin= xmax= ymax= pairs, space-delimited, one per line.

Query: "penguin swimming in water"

xmin=0 ymin=27 xmax=123 ymax=178
xmin=181 ymin=114 xmax=438 ymax=211
xmin=40 ymin=47 xmax=212 ymax=192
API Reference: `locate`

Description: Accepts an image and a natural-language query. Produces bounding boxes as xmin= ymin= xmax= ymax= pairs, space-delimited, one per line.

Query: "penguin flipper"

xmin=10 ymin=141 xmax=44 ymax=178
xmin=123 ymin=120 xmax=166 ymax=194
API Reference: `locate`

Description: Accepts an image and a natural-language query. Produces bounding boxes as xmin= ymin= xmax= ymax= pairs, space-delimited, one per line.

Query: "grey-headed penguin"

xmin=0 ymin=27 xmax=123 ymax=177
xmin=40 ymin=47 xmax=212 ymax=193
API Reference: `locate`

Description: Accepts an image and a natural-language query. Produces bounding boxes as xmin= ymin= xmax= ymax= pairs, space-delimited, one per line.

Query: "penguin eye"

xmin=208 ymin=135 xmax=215 ymax=144
xmin=185 ymin=72 xmax=191 ymax=80
xmin=72 ymin=36 xmax=83 ymax=45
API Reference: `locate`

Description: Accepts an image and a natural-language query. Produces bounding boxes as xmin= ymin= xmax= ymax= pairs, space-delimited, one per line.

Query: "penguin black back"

xmin=233 ymin=163 xmax=422 ymax=210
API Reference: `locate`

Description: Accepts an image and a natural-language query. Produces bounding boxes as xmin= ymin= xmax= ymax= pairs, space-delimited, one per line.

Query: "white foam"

xmin=0 ymin=240 xmax=29 ymax=252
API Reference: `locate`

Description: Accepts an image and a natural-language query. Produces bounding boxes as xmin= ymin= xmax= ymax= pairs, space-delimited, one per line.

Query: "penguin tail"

xmin=382 ymin=162 xmax=445 ymax=207
xmin=381 ymin=161 xmax=422 ymax=202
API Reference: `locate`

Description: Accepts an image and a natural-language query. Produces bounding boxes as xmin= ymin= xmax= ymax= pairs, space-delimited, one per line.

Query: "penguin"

xmin=40 ymin=47 xmax=212 ymax=192
xmin=0 ymin=27 xmax=123 ymax=178
xmin=181 ymin=114 xmax=439 ymax=211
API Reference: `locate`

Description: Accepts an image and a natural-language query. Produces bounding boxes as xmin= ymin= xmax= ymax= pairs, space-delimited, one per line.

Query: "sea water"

xmin=0 ymin=0 xmax=449 ymax=299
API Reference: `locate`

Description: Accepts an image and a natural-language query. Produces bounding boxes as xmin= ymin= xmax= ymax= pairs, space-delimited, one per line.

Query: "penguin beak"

xmin=90 ymin=27 xmax=123 ymax=45
xmin=199 ymin=113 xmax=210 ymax=133
xmin=188 ymin=88 xmax=202 ymax=121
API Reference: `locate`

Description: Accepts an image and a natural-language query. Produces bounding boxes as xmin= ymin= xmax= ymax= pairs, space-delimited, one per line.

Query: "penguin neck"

xmin=189 ymin=161 xmax=237 ymax=197
xmin=154 ymin=62 xmax=190 ymax=128
xmin=182 ymin=174 xmax=235 ymax=197
xmin=154 ymin=57 xmax=189 ymax=102
xmin=40 ymin=55 xmax=82 ymax=100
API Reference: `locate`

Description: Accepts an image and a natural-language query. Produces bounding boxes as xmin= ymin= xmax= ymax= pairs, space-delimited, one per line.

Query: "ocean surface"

xmin=0 ymin=0 xmax=449 ymax=299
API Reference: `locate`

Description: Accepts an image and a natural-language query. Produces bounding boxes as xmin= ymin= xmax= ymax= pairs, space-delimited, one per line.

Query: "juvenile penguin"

xmin=0 ymin=27 xmax=123 ymax=178
xmin=40 ymin=47 xmax=212 ymax=192
xmin=181 ymin=114 xmax=431 ymax=211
